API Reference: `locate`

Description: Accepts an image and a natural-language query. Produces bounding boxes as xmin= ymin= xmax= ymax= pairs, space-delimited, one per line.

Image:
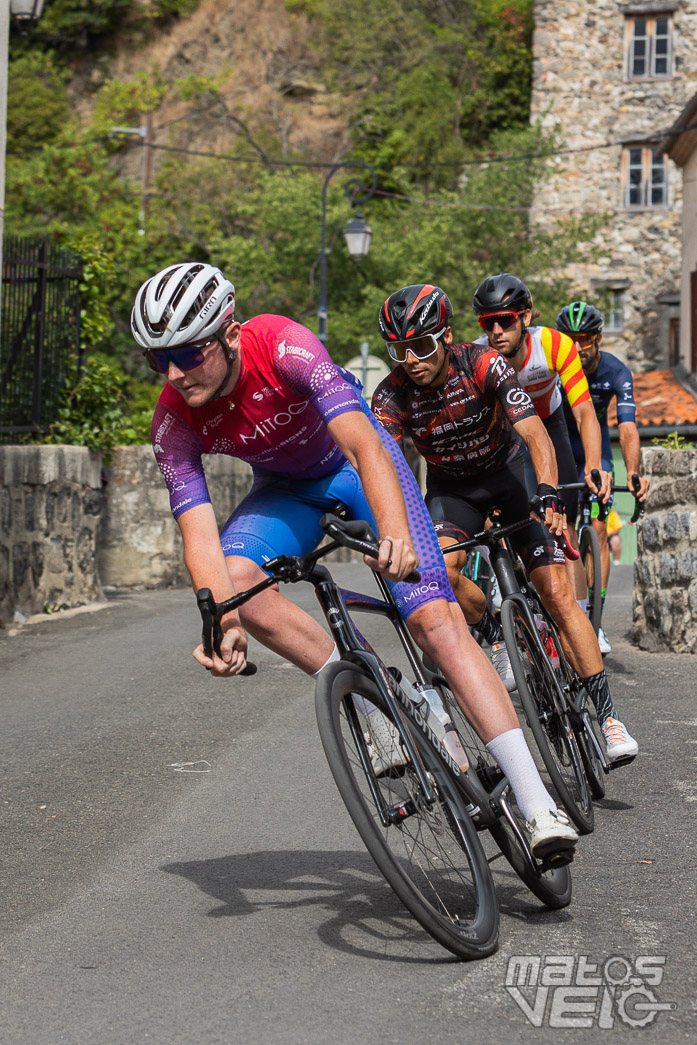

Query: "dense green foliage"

xmin=25 ymin=0 xmax=200 ymax=54
xmin=6 ymin=0 xmax=602 ymax=447
xmin=41 ymin=355 xmax=158 ymax=456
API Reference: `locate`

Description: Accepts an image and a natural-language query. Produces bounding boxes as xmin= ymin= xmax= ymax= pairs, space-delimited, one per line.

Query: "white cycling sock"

xmin=577 ymin=598 xmax=588 ymax=614
xmin=486 ymin=728 xmax=556 ymax=822
xmin=312 ymin=645 xmax=380 ymax=717
xmin=311 ymin=645 xmax=341 ymax=679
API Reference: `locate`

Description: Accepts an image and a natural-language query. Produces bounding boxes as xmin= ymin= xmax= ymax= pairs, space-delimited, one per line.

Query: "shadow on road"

xmin=162 ymin=848 xmax=468 ymax=965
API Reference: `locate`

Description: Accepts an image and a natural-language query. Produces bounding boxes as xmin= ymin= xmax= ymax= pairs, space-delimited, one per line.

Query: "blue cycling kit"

xmin=563 ymin=351 xmax=636 ymax=469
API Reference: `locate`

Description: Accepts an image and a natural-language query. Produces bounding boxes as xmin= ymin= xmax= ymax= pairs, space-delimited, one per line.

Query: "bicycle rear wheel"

xmin=428 ymin=670 xmax=572 ymax=910
xmin=315 ymin=662 xmax=499 ymax=961
xmin=501 ymin=600 xmax=594 ymax=834
xmin=576 ymin=708 xmax=607 ymax=800
xmin=580 ymin=525 xmax=602 ymax=636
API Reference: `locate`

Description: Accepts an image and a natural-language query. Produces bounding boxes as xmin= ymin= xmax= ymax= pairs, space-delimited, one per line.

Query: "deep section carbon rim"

xmin=315 ymin=663 xmax=499 ymax=960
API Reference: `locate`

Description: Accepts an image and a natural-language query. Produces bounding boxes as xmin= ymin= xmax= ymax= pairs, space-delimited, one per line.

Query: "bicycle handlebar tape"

xmin=558 ymin=531 xmax=580 ymax=561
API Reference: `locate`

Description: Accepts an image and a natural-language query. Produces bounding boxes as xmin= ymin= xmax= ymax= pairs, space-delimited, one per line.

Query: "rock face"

xmin=530 ymin=1 xmax=697 ymax=370
xmin=633 ymin=447 xmax=697 ymax=653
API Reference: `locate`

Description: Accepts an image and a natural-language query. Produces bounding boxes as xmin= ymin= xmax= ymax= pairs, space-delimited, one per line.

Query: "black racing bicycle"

xmin=443 ymin=505 xmax=599 ymax=833
xmin=560 ymin=469 xmax=645 ymax=635
xmin=197 ymin=513 xmax=572 ymax=962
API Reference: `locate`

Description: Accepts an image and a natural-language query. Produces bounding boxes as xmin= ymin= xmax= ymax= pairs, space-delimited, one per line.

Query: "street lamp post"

xmin=318 ymin=160 xmax=377 ymax=345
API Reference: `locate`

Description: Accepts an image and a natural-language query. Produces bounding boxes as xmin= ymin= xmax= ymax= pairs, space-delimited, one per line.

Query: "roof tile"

xmin=607 ymin=369 xmax=697 ymax=428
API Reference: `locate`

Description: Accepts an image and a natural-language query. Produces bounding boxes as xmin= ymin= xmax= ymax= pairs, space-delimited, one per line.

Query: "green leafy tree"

xmin=6 ymin=52 xmax=71 ymax=155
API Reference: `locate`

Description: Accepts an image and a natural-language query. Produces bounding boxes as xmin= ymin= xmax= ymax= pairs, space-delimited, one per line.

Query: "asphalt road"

xmin=1 ymin=564 xmax=695 ymax=1044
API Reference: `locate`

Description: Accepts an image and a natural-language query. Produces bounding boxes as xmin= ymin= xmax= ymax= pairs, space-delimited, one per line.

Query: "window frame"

xmin=622 ymin=145 xmax=668 ymax=210
xmin=604 ymin=290 xmax=626 ymax=334
xmin=625 ymin=13 xmax=674 ymax=79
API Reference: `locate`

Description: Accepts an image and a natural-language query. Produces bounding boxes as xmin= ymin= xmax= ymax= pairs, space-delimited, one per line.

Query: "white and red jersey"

xmin=475 ymin=325 xmax=590 ymax=420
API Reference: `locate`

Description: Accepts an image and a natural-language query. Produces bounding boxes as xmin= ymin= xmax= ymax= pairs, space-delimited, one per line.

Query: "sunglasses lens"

xmin=387 ymin=334 xmax=438 ymax=362
xmin=575 ymin=335 xmax=595 ymax=347
xmin=145 ymin=344 xmax=207 ymax=374
xmin=479 ymin=312 xmax=519 ymax=333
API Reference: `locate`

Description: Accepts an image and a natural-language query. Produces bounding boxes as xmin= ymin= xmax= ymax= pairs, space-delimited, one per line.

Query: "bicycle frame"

xmin=197 ymin=524 xmax=514 ymax=835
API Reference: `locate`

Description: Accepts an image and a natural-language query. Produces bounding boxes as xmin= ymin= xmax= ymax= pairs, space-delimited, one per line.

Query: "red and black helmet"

xmin=378 ymin=284 xmax=453 ymax=341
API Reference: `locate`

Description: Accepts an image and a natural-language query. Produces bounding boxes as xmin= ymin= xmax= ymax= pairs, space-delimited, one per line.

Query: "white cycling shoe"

xmin=358 ymin=707 xmax=409 ymax=777
xmin=490 ymin=640 xmax=516 ymax=692
xmin=597 ymin=626 xmax=612 ymax=655
xmin=602 ymin=717 xmax=638 ymax=762
xmin=526 ymin=807 xmax=578 ymax=859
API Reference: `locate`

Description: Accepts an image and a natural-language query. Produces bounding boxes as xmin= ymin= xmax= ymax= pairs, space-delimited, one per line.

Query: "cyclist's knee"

xmin=533 ymin=565 xmax=576 ymax=618
xmin=407 ymin=599 xmax=466 ymax=647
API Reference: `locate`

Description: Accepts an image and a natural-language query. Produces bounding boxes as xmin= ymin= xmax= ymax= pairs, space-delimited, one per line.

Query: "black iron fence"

xmin=0 ymin=238 xmax=82 ymax=442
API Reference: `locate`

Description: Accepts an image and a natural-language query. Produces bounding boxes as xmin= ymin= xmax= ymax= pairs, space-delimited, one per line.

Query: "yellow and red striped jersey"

xmin=477 ymin=326 xmax=590 ymax=419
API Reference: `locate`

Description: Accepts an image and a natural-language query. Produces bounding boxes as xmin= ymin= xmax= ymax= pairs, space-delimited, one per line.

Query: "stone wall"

xmin=633 ymin=446 xmax=697 ymax=652
xmin=530 ymin=0 xmax=697 ymax=369
xmin=0 ymin=445 xmax=104 ymax=624
xmin=98 ymin=446 xmax=253 ymax=589
xmin=0 ymin=444 xmax=357 ymax=626
xmin=0 ymin=445 xmax=254 ymax=624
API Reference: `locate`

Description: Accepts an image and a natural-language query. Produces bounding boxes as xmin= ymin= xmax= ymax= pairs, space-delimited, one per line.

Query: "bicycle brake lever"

xmin=197 ymin=587 xmax=258 ymax=676
xmin=630 ymin=473 xmax=645 ymax=522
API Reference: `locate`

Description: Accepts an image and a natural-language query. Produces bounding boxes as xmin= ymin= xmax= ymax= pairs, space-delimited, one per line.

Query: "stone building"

xmin=530 ymin=0 xmax=697 ymax=371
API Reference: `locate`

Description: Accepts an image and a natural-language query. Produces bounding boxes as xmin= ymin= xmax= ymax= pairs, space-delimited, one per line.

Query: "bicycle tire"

xmin=315 ymin=662 xmax=499 ymax=961
xmin=500 ymin=600 xmax=594 ymax=834
xmin=576 ymin=710 xmax=607 ymax=800
xmin=428 ymin=672 xmax=572 ymax=910
xmin=580 ymin=525 xmax=602 ymax=636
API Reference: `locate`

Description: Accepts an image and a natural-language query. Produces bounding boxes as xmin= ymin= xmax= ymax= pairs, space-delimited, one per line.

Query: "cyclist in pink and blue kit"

xmin=131 ymin=262 xmax=578 ymax=857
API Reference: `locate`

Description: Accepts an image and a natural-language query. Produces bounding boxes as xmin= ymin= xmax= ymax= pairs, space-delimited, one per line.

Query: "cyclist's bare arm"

xmin=618 ymin=420 xmax=650 ymax=501
xmin=328 ymin=410 xmax=419 ymax=582
xmin=512 ymin=414 xmax=565 ymax=536
xmin=177 ymin=503 xmax=249 ymax=675
xmin=571 ymin=399 xmax=611 ymax=501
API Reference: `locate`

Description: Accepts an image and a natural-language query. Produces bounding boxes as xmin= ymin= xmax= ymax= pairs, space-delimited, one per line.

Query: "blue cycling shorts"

xmin=219 ymin=397 xmax=456 ymax=620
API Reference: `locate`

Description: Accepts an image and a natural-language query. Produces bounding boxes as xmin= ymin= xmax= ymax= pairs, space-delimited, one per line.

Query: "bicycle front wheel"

xmin=580 ymin=525 xmax=602 ymax=636
xmin=501 ymin=601 xmax=594 ymax=834
xmin=315 ymin=662 xmax=499 ymax=961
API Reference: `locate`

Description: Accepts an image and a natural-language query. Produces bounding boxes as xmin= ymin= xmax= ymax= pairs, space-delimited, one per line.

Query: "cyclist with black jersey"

xmin=372 ymin=283 xmax=638 ymax=765
xmin=557 ymin=301 xmax=650 ymax=657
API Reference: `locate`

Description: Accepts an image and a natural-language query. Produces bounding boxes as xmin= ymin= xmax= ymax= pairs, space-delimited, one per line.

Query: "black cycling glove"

xmin=537 ymin=483 xmax=563 ymax=516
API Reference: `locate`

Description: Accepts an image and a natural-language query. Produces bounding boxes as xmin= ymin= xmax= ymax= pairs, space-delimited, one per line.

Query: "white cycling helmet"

xmin=131 ymin=262 xmax=235 ymax=348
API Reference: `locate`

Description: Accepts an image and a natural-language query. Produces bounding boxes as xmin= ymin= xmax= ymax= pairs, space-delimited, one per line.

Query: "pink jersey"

xmin=151 ymin=314 xmax=363 ymax=518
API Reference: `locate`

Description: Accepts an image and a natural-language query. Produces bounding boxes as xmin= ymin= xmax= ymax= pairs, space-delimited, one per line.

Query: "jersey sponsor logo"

xmin=506 ymin=387 xmax=533 ymax=408
xmin=317 ymin=381 xmax=352 ymax=401
xmin=489 ymin=354 xmax=510 ymax=381
xmin=252 ymin=387 xmax=275 ymax=401
xmin=277 ymin=339 xmax=314 ymax=363
xmin=172 ymin=496 xmax=192 ymax=513
xmin=202 ymin=412 xmax=224 ymax=435
xmin=239 ymin=401 xmax=310 ymax=442
xmin=154 ymin=413 xmax=174 ymax=448
xmin=403 ymin=580 xmax=440 ymax=601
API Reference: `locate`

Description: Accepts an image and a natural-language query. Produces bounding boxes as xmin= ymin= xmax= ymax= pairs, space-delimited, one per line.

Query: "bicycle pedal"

xmin=607 ymin=754 xmax=637 ymax=770
xmin=540 ymin=848 xmax=575 ymax=872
